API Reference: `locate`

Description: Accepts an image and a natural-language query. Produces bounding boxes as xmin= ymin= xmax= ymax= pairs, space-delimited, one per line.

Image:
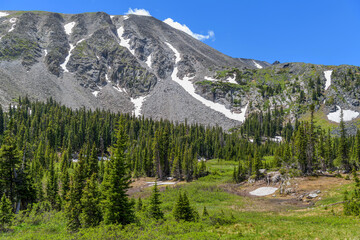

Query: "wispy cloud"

xmin=163 ymin=18 xmax=215 ymax=41
xmin=125 ymin=8 xmax=151 ymax=16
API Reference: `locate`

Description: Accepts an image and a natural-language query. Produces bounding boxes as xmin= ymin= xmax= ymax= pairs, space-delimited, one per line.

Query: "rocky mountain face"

xmin=0 ymin=10 xmax=359 ymax=130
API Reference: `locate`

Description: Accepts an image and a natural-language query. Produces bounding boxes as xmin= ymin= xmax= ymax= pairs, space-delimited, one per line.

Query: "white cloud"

xmin=125 ymin=8 xmax=151 ymax=16
xmin=163 ymin=18 xmax=214 ymax=41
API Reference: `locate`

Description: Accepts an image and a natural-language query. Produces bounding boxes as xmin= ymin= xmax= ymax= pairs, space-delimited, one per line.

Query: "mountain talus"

xmin=0 ymin=10 xmax=359 ymax=129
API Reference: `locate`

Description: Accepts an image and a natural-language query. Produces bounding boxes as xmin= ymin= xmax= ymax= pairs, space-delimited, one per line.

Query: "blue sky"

xmin=2 ymin=0 xmax=360 ymax=66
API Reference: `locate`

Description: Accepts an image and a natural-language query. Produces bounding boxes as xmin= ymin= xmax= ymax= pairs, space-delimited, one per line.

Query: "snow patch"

xmin=131 ymin=96 xmax=146 ymax=117
xmin=253 ymin=60 xmax=263 ymax=69
xmin=110 ymin=15 xmax=115 ymax=19
xmin=270 ymin=136 xmax=282 ymax=143
xmin=145 ymin=54 xmax=152 ymax=68
xmin=204 ymin=76 xmax=217 ymax=82
xmin=327 ymin=105 xmax=359 ymax=123
xmin=44 ymin=49 xmax=48 ymax=56
xmin=117 ymin=26 xmax=135 ymax=55
xmin=105 ymin=74 xmax=110 ymax=82
xmin=125 ymin=8 xmax=151 ymax=16
xmin=166 ymin=42 xmax=248 ymax=122
xmin=227 ymin=75 xmax=237 ymax=84
xmin=113 ymin=85 xmax=126 ymax=93
xmin=250 ymin=187 xmax=278 ymax=196
xmin=8 ymin=18 xmax=17 ymax=32
xmin=0 ymin=12 xmax=9 ymax=17
xmin=64 ymin=22 xmax=76 ymax=35
xmin=123 ymin=15 xmax=129 ymax=20
xmin=92 ymin=91 xmax=100 ymax=97
xmin=60 ymin=44 xmax=74 ymax=72
xmin=60 ymin=39 xmax=84 ymax=72
xmin=163 ymin=18 xmax=214 ymax=41
xmin=324 ymin=70 xmax=332 ymax=91
xmin=147 ymin=181 xmax=176 ymax=187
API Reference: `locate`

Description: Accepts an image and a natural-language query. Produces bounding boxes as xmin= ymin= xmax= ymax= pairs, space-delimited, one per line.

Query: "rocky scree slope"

xmin=1 ymin=11 xmax=359 ymax=129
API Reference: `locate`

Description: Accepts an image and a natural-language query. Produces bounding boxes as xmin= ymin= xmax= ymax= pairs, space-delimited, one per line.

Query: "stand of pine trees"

xmin=0 ymin=97 xmax=358 ymax=231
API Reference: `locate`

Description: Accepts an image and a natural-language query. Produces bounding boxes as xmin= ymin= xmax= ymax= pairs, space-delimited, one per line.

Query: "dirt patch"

xmin=221 ymin=175 xmax=349 ymax=212
xmin=128 ymin=177 xmax=180 ymax=197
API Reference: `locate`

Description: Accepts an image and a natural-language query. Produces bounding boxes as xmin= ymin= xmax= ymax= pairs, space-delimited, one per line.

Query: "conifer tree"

xmin=253 ymin=151 xmax=262 ymax=178
xmin=0 ymin=105 xmax=4 ymax=136
xmin=0 ymin=193 xmax=13 ymax=230
xmin=65 ymin=152 xmax=86 ymax=232
xmin=46 ymin=156 xmax=59 ymax=210
xmin=148 ymin=181 xmax=163 ymax=220
xmin=202 ymin=206 xmax=209 ymax=217
xmin=0 ymin=129 xmax=20 ymax=203
xmin=101 ymin=118 xmax=134 ymax=225
xmin=137 ymin=197 xmax=143 ymax=211
xmin=338 ymin=109 xmax=350 ymax=172
xmin=173 ymin=192 xmax=197 ymax=222
xmin=80 ymin=174 xmax=102 ymax=228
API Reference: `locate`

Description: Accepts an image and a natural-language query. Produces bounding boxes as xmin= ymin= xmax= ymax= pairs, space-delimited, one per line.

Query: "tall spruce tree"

xmin=338 ymin=109 xmax=350 ymax=172
xmin=80 ymin=174 xmax=102 ymax=228
xmin=101 ymin=118 xmax=134 ymax=225
xmin=0 ymin=193 xmax=13 ymax=230
xmin=0 ymin=129 xmax=20 ymax=204
xmin=173 ymin=192 xmax=197 ymax=222
xmin=148 ymin=181 xmax=163 ymax=219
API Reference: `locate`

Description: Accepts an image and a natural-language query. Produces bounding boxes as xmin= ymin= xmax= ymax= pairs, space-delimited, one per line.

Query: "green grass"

xmin=2 ymin=160 xmax=360 ymax=239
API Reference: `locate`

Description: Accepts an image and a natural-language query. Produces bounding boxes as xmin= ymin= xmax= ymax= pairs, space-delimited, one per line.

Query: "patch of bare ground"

xmin=128 ymin=177 xmax=181 ymax=198
xmin=221 ymin=175 xmax=349 ymax=212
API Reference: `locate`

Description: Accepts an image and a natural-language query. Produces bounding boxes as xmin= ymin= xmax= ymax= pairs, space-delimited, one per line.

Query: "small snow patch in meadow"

xmin=327 ymin=105 xmax=359 ymax=123
xmin=131 ymin=96 xmax=146 ymax=117
xmin=117 ymin=26 xmax=135 ymax=55
xmin=64 ymin=22 xmax=76 ymax=35
xmin=44 ymin=49 xmax=48 ymax=56
xmin=92 ymin=91 xmax=100 ymax=97
xmin=270 ymin=136 xmax=282 ymax=143
xmin=253 ymin=60 xmax=263 ymax=69
xmin=146 ymin=54 xmax=152 ymax=68
xmin=0 ymin=12 xmax=9 ymax=17
xmin=166 ymin=42 xmax=248 ymax=122
xmin=250 ymin=187 xmax=278 ymax=196
xmin=147 ymin=182 xmax=176 ymax=187
xmin=324 ymin=70 xmax=332 ymax=91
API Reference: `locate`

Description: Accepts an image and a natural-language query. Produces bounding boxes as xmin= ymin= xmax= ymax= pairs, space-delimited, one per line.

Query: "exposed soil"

xmin=220 ymin=175 xmax=349 ymax=212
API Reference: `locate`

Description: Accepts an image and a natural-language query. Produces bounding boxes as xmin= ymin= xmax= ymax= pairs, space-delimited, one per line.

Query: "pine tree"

xmin=80 ymin=174 xmax=102 ymax=228
xmin=101 ymin=118 xmax=134 ymax=225
xmin=338 ymin=109 xmax=350 ymax=172
xmin=46 ymin=156 xmax=59 ymax=210
xmin=0 ymin=129 xmax=20 ymax=204
xmin=0 ymin=193 xmax=13 ymax=230
xmin=0 ymin=105 xmax=4 ymax=136
xmin=253 ymin=151 xmax=262 ymax=178
xmin=87 ymin=144 xmax=99 ymax=178
xmin=202 ymin=206 xmax=209 ymax=217
xmin=136 ymin=197 xmax=143 ymax=212
xmin=65 ymin=152 xmax=86 ymax=232
xmin=148 ymin=181 xmax=163 ymax=219
xmin=173 ymin=192 xmax=197 ymax=222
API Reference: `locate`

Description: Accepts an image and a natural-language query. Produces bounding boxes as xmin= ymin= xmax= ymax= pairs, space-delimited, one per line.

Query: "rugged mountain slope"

xmin=0 ymin=10 xmax=359 ymax=130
